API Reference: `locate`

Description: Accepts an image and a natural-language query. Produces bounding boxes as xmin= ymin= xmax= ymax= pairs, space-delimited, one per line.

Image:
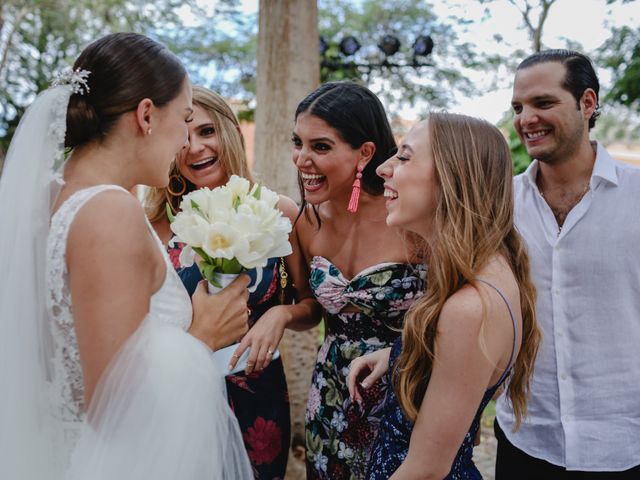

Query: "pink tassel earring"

xmin=347 ymin=166 xmax=363 ymax=213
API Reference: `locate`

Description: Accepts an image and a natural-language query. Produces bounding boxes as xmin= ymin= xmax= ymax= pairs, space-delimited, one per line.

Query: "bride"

xmin=0 ymin=32 xmax=253 ymax=479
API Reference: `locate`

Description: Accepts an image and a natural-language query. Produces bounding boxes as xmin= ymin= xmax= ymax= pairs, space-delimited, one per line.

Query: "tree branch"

xmin=0 ymin=6 xmax=30 ymax=83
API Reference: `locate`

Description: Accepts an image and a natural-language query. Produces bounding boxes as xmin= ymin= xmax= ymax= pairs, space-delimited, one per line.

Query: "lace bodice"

xmin=45 ymin=185 xmax=192 ymax=424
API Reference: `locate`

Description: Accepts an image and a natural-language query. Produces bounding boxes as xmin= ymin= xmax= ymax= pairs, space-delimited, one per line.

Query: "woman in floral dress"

xmin=145 ymin=85 xmax=303 ymax=479
xmin=290 ymin=82 xmax=425 ymax=479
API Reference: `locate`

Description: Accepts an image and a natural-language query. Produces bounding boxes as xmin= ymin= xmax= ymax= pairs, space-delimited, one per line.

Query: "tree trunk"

xmin=254 ymin=2 xmax=320 ymax=479
xmin=255 ymin=0 xmax=319 ymax=200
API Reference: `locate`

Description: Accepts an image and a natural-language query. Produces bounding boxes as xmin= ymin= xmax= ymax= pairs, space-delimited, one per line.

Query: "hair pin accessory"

xmin=51 ymin=67 xmax=91 ymax=95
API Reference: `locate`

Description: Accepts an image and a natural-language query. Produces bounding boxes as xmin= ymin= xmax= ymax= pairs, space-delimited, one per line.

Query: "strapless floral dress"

xmin=304 ymin=256 xmax=426 ymax=480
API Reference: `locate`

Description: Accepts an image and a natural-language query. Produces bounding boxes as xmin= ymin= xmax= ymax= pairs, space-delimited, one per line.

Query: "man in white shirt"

xmin=495 ymin=50 xmax=640 ymax=478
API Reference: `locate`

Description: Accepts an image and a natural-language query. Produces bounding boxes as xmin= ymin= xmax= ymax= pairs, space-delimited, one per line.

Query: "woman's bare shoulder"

xmin=277 ymin=194 xmax=300 ymax=222
xmin=67 ymin=189 xmax=152 ymax=254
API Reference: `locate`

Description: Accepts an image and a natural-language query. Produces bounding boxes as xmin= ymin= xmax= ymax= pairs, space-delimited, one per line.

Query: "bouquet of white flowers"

xmin=168 ymin=175 xmax=293 ymax=290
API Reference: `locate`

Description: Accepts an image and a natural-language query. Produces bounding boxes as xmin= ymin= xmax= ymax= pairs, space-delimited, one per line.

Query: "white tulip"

xmin=178 ymin=244 xmax=196 ymax=267
xmin=201 ymin=223 xmax=247 ymax=261
xmin=170 ymin=211 xmax=209 ymax=247
xmin=227 ymin=175 xmax=251 ymax=200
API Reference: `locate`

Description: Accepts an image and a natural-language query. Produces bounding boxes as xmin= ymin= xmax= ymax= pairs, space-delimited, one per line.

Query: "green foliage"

xmin=497 ymin=111 xmax=532 ymax=175
xmin=237 ymin=109 xmax=255 ymax=122
xmin=160 ymin=3 xmax=257 ymax=103
xmin=592 ymin=105 xmax=640 ymax=144
xmin=599 ymin=26 xmax=640 ymax=111
xmin=508 ymin=127 xmax=533 ymax=175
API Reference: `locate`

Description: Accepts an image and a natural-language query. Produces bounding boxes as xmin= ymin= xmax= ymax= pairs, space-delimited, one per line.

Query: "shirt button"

xmin=558 ymin=331 xmax=563 ymax=337
xmin=554 ymin=288 xmax=560 ymax=295
xmin=561 ymin=373 xmax=567 ymax=380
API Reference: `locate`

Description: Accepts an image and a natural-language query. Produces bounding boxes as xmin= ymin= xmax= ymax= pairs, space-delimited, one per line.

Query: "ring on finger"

xmin=266 ymin=349 xmax=273 ymax=356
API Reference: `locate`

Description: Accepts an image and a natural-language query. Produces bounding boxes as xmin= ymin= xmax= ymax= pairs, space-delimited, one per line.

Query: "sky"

xmin=183 ymin=0 xmax=639 ymax=124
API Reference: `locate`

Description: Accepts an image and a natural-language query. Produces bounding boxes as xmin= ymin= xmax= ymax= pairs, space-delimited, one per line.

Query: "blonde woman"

xmin=145 ymin=86 xmax=315 ymax=479
xmin=348 ymin=113 xmax=541 ymax=479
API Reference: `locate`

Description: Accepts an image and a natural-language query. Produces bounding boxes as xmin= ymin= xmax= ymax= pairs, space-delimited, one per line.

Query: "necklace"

xmin=538 ymin=182 xmax=591 ymax=235
xmin=538 ymin=182 xmax=590 ymax=200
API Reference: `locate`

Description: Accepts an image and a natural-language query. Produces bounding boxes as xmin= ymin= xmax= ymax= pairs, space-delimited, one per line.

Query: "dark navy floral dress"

xmin=367 ymin=279 xmax=518 ymax=480
xmin=168 ymin=243 xmax=290 ymax=480
xmin=305 ymin=256 xmax=426 ymax=480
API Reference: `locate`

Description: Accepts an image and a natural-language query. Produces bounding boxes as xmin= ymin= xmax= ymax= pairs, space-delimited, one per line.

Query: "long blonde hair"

xmin=395 ymin=112 xmax=540 ymax=430
xmin=145 ymin=85 xmax=253 ymax=222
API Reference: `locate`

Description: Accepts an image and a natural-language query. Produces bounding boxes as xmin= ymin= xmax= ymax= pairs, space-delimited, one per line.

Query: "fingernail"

xmin=228 ymin=364 xmax=233 ymax=371
xmin=361 ymin=381 xmax=369 ymax=389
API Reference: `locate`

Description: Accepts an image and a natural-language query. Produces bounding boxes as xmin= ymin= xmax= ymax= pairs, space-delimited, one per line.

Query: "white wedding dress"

xmin=43 ymin=184 xmax=253 ymax=479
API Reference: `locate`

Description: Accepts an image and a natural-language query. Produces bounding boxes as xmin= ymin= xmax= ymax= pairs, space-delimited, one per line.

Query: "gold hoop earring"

xmin=167 ymin=173 xmax=187 ymax=197
xmin=164 ymin=190 xmax=178 ymax=215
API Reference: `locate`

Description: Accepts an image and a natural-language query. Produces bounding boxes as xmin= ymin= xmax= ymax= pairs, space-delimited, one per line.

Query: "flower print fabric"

xmin=243 ymin=417 xmax=284 ymax=466
xmin=305 ymin=256 xmax=426 ymax=480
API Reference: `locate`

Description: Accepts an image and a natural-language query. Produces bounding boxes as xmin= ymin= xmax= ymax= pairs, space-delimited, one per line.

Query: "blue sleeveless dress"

xmin=367 ymin=279 xmax=518 ymax=479
xmin=168 ymin=244 xmax=290 ymax=480
xmin=305 ymin=256 xmax=426 ymax=479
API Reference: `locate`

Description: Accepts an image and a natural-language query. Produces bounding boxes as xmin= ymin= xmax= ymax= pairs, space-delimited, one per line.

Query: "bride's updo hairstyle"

xmin=65 ymin=32 xmax=187 ymax=148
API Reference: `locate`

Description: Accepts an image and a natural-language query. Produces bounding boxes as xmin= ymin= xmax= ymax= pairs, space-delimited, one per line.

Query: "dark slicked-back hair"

xmin=517 ymin=49 xmax=600 ymax=130
xmin=294 ymin=81 xmax=397 ymax=226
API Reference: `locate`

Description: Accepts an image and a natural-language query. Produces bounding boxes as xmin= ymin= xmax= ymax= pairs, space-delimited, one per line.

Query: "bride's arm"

xmin=67 ymin=191 xmax=163 ymax=406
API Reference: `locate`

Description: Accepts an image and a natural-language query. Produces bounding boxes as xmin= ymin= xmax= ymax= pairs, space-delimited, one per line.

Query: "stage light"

xmin=412 ymin=35 xmax=434 ymax=57
xmin=339 ymin=36 xmax=361 ymax=56
xmin=378 ymin=35 xmax=401 ymax=57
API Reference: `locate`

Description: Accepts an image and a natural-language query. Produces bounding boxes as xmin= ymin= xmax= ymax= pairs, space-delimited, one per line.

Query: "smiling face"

xmin=145 ymin=78 xmax=192 ymax=187
xmin=376 ymin=120 xmax=439 ymax=238
xmin=292 ymin=112 xmax=364 ymax=205
xmin=511 ymin=62 xmax=590 ymax=165
xmin=176 ymin=104 xmax=229 ymax=189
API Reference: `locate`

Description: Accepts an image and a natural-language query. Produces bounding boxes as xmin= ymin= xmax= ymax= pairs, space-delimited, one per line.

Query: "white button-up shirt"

xmin=496 ymin=143 xmax=640 ymax=471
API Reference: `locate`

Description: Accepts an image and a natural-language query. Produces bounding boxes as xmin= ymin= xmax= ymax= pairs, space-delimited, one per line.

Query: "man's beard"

xmin=529 ymin=122 xmax=585 ymax=165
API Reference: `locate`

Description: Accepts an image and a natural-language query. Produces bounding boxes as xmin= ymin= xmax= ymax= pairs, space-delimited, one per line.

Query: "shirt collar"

xmin=591 ymin=141 xmax=618 ymax=186
xmin=520 ymin=141 xmax=619 ymax=189
xmin=521 ymin=158 xmax=540 ymax=189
